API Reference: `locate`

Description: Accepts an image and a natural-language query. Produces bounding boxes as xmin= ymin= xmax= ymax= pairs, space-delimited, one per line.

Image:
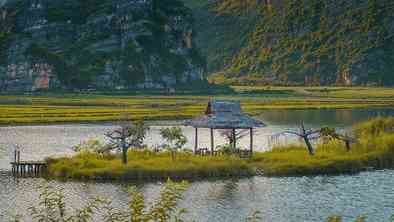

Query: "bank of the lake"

xmin=46 ymin=146 xmax=394 ymax=181
xmin=46 ymin=117 xmax=394 ymax=181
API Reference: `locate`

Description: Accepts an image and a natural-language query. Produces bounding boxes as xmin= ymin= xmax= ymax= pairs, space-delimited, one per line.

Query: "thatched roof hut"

xmin=186 ymin=100 xmax=265 ymax=129
xmin=185 ymin=100 xmax=266 ymax=156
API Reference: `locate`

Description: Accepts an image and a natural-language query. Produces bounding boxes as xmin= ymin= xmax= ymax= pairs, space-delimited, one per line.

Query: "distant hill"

xmin=2 ymin=0 xmax=393 ymax=91
xmin=187 ymin=0 xmax=394 ymax=86
xmin=0 ymin=0 xmax=206 ymax=91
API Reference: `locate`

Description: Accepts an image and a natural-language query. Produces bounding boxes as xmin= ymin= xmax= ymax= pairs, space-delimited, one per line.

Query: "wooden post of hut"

xmin=185 ymin=100 xmax=265 ymax=157
xmin=194 ymin=128 xmax=198 ymax=154
xmin=210 ymin=128 xmax=214 ymax=154
xmin=232 ymin=128 xmax=236 ymax=150
xmin=250 ymin=128 xmax=253 ymax=156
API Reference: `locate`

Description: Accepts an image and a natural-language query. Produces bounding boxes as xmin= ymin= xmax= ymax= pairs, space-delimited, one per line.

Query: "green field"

xmin=1 ymin=87 xmax=394 ymax=125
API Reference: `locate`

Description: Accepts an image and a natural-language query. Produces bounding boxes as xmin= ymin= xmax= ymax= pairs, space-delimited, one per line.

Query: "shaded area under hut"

xmin=185 ymin=100 xmax=266 ymax=157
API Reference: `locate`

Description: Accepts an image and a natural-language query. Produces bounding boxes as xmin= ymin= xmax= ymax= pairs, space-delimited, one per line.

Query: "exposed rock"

xmin=0 ymin=0 xmax=205 ymax=91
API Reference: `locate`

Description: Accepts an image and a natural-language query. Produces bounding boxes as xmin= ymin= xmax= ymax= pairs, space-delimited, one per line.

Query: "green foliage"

xmin=183 ymin=0 xmax=257 ymax=73
xmin=105 ymin=119 xmax=150 ymax=164
xmin=208 ymin=0 xmax=394 ymax=86
xmin=160 ymin=127 xmax=188 ymax=150
xmin=353 ymin=117 xmax=394 ymax=138
xmin=0 ymin=33 xmax=13 ymax=65
xmin=72 ymin=139 xmax=111 ymax=154
xmin=27 ymin=183 xmax=105 ymax=222
xmin=13 ymin=180 xmax=190 ymax=222
xmin=160 ymin=127 xmax=188 ymax=160
xmin=25 ymin=44 xmax=70 ymax=86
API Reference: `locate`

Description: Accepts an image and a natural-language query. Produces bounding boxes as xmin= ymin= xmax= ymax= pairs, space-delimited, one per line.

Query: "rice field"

xmin=1 ymin=87 xmax=394 ymax=125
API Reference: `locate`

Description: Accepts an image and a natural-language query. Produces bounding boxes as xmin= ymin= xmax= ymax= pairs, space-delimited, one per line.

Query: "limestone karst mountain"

xmin=0 ymin=0 xmax=205 ymax=91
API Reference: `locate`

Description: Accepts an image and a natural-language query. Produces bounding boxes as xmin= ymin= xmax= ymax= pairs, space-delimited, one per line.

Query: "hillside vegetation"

xmin=187 ymin=0 xmax=394 ymax=86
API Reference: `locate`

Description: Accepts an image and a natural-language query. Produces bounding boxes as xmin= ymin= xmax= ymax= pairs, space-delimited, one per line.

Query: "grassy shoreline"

xmin=47 ymin=118 xmax=394 ymax=181
xmin=46 ymin=146 xmax=394 ymax=181
xmin=2 ymin=87 xmax=394 ymax=125
xmin=46 ymin=118 xmax=394 ymax=181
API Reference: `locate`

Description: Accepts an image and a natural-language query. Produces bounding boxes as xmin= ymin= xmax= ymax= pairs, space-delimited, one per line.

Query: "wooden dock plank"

xmin=10 ymin=150 xmax=47 ymax=177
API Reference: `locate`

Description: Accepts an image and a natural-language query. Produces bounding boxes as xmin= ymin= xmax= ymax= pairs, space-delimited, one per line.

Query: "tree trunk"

xmin=345 ymin=140 xmax=351 ymax=152
xmin=122 ymin=139 xmax=128 ymax=164
xmin=303 ymin=136 xmax=315 ymax=155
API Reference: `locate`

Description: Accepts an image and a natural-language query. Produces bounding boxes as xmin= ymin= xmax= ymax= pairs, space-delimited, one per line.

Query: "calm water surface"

xmin=0 ymin=108 xmax=393 ymax=221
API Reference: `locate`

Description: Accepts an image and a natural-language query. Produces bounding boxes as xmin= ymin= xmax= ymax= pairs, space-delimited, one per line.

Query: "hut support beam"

xmin=232 ymin=128 xmax=236 ymax=150
xmin=250 ymin=128 xmax=253 ymax=156
xmin=194 ymin=128 xmax=198 ymax=154
xmin=210 ymin=128 xmax=214 ymax=155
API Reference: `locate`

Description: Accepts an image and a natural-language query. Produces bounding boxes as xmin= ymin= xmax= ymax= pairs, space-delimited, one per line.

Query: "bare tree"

xmin=320 ymin=127 xmax=356 ymax=151
xmin=220 ymin=129 xmax=250 ymax=147
xmin=281 ymin=124 xmax=357 ymax=155
xmin=105 ymin=119 xmax=149 ymax=164
xmin=282 ymin=123 xmax=320 ymax=156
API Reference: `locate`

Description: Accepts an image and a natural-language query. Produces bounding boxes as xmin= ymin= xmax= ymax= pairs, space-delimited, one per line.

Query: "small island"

xmin=41 ymin=101 xmax=394 ymax=182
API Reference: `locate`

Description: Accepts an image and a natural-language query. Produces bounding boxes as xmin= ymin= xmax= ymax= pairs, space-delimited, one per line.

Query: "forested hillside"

xmin=187 ymin=0 xmax=394 ymax=86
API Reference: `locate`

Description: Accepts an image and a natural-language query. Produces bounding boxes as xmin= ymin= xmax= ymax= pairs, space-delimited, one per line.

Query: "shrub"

xmin=160 ymin=127 xmax=187 ymax=161
xmin=72 ymin=139 xmax=111 ymax=154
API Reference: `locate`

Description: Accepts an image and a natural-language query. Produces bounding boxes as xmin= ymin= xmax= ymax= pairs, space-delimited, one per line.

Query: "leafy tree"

xmin=160 ymin=127 xmax=187 ymax=161
xmin=105 ymin=119 xmax=149 ymax=164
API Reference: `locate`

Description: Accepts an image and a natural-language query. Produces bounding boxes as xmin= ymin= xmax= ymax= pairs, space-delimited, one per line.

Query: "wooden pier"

xmin=10 ymin=149 xmax=47 ymax=177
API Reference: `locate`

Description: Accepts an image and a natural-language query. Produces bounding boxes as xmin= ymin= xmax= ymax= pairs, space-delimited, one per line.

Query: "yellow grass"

xmin=46 ymin=118 xmax=394 ymax=181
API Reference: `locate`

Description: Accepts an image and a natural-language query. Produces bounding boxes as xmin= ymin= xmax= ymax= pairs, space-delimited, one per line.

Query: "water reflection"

xmin=0 ymin=171 xmax=393 ymax=221
xmin=258 ymin=108 xmax=394 ymax=127
xmin=1 ymin=108 xmax=394 ymax=221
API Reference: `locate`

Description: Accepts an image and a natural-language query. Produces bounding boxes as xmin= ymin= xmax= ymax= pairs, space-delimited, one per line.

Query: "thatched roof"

xmin=185 ymin=100 xmax=266 ymax=129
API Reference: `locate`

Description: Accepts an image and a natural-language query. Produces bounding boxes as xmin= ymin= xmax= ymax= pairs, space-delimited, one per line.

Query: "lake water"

xmin=0 ymin=108 xmax=394 ymax=221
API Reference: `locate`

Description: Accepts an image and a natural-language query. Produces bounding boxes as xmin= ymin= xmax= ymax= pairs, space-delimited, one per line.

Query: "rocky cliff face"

xmin=0 ymin=0 xmax=205 ymax=91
